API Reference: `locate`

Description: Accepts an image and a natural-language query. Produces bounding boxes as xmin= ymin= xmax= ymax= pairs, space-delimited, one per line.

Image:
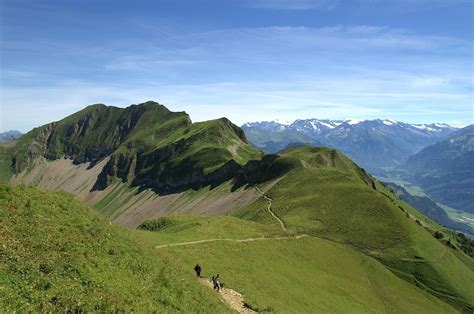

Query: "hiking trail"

xmin=433 ymin=246 xmax=448 ymax=263
xmin=198 ymin=277 xmax=256 ymax=313
xmin=155 ymin=234 xmax=308 ymax=249
xmin=255 ymin=186 xmax=287 ymax=231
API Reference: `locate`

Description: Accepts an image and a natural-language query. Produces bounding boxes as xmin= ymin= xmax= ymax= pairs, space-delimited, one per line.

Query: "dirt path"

xmin=198 ymin=278 xmax=256 ymax=313
xmin=155 ymin=235 xmax=308 ymax=249
xmin=255 ymin=187 xmax=287 ymax=231
xmin=432 ymin=246 xmax=448 ymax=263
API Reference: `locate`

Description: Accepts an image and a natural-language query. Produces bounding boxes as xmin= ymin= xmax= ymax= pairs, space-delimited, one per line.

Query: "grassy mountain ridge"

xmin=7 ymin=101 xmax=261 ymax=194
xmin=4 ymin=102 xmax=473 ymax=311
xmin=0 ymin=183 xmax=229 ymax=312
xmin=11 ymin=102 xmax=189 ymax=171
xmin=233 ymin=147 xmax=474 ymax=311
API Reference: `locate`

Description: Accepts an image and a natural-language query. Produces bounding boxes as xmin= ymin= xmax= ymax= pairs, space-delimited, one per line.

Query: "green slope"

xmin=0 ymin=146 xmax=13 ymax=182
xmin=0 ymin=184 xmax=229 ymax=312
xmin=133 ymin=216 xmax=457 ymax=313
xmin=233 ymin=147 xmax=474 ymax=311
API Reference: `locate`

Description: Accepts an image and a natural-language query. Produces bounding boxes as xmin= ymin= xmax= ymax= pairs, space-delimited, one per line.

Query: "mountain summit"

xmin=10 ymin=101 xmax=260 ymax=194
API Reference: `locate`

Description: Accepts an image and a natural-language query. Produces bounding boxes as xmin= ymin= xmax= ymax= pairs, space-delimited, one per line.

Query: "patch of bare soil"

xmin=11 ymin=157 xmax=288 ymax=229
xmin=11 ymin=157 xmax=109 ymax=202
xmin=198 ymin=278 xmax=256 ymax=314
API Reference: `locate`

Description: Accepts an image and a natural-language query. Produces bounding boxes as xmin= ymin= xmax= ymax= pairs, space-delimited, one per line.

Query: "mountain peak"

xmin=0 ymin=130 xmax=22 ymax=143
xmin=343 ymin=119 xmax=364 ymax=125
xmin=382 ymin=119 xmax=397 ymax=126
xmin=9 ymin=101 xmax=260 ymax=193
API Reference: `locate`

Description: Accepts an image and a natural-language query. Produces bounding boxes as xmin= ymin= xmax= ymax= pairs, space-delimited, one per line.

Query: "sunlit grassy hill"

xmin=233 ymin=146 xmax=474 ymax=311
xmin=0 ymin=184 xmax=229 ymax=312
xmin=133 ymin=215 xmax=461 ymax=313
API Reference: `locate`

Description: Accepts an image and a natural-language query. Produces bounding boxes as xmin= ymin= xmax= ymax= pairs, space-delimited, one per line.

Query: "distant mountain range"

xmin=0 ymin=130 xmax=22 ymax=143
xmin=242 ymin=119 xmax=457 ymax=173
xmin=406 ymin=125 xmax=474 ymax=214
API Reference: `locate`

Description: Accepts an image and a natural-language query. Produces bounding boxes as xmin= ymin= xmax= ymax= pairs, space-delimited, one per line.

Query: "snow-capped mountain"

xmin=244 ymin=119 xmax=454 ymax=137
xmin=325 ymin=119 xmax=455 ymax=140
xmin=290 ymin=119 xmax=344 ymax=134
xmin=241 ymin=118 xmax=459 ymax=173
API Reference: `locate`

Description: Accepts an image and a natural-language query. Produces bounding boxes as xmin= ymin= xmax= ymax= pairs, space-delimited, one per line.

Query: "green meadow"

xmin=2 ymin=140 xmax=473 ymax=312
xmin=132 ymin=215 xmax=458 ymax=313
xmin=0 ymin=184 xmax=229 ymax=312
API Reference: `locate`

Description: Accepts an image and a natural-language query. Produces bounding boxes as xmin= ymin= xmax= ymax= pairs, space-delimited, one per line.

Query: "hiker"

xmin=211 ymin=274 xmax=221 ymax=291
xmin=194 ymin=264 xmax=201 ymax=278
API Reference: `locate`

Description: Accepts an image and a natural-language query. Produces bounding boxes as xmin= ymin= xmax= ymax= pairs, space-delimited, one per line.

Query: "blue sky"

xmin=1 ymin=0 xmax=473 ymax=132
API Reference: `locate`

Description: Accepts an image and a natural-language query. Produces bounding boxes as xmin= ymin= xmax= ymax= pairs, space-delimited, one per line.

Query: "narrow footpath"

xmin=432 ymin=246 xmax=448 ymax=263
xmin=255 ymin=186 xmax=287 ymax=231
xmin=198 ymin=278 xmax=256 ymax=314
xmin=154 ymin=235 xmax=308 ymax=249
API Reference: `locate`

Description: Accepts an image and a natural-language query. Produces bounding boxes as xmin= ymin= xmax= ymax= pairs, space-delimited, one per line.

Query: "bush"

xmin=456 ymin=232 xmax=474 ymax=257
xmin=446 ymin=238 xmax=457 ymax=250
xmin=433 ymin=231 xmax=444 ymax=239
xmin=138 ymin=217 xmax=173 ymax=231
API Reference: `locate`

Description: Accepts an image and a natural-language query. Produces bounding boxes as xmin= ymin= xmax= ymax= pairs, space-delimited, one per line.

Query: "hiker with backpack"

xmin=211 ymin=274 xmax=221 ymax=291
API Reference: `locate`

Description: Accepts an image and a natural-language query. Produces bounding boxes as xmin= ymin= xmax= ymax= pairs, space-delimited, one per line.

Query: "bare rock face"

xmin=12 ymin=123 xmax=56 ymax=173
xmin=92 ymin=145 xmax=244 ymax=195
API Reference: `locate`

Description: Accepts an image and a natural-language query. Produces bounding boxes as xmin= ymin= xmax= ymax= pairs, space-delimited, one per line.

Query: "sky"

xmin=0 ymin=0 xmax=473 ymax=132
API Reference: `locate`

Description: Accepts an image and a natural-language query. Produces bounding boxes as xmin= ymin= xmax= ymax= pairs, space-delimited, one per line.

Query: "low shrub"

xmin=138 ymin=217 xmax=173 ymax=231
